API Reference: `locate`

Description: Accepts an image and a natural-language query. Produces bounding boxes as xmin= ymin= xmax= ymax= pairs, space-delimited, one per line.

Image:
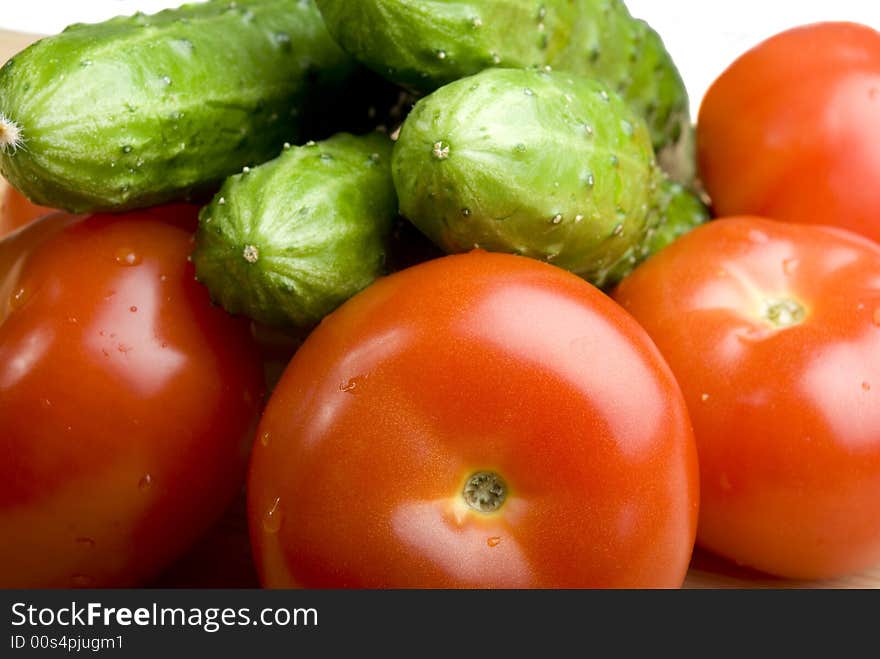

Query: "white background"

xmin=1 ymin=1 xmax=878 ymax=117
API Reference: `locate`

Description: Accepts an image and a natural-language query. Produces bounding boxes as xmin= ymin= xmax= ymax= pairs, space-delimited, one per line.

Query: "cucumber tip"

xmin=0 ymin=114 xmax=23 ymax=153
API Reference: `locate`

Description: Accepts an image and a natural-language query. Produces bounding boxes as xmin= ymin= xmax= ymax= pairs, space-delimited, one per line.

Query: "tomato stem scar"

xmin=763 ymin=298 xmax=805 ymax=328
xmin=463 ymin=471 xmax=507 ymax=513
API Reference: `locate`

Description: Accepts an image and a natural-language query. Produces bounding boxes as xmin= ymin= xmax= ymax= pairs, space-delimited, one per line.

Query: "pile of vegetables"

xmin=0 ymin=0 xmax=878 ymax=588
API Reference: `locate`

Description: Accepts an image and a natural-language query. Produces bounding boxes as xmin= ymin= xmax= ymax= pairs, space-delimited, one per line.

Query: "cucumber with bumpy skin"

xmin=603 ymin=180 xmax=710 ymax=285
xmin=193 ymin=132 xmax=397 ymax=329
xmin=393 ymin=68 xmax=670 ymax=288
xmin=0 ymin=0 xmax=371 ymax=212
xmin=316 ymin=0 xmax=691 ymax=180
xmin=646 ymin=181 xmax=710 ymax=256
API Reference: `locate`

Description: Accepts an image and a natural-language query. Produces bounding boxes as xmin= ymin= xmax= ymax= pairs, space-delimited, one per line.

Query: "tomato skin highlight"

xmin=614 ymin=217 xmax=880 ymax=579
xmin=697 ymin=22 xmax=880 ymax=243
xmin=0 ymin=209 xmax=264 ymax=587
xmin=249 ymin=251 xmax=699 ymax=588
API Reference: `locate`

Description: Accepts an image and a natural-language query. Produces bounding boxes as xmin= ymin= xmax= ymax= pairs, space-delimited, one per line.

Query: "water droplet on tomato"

xmin=129 ymin=306 xmax=138 ymax=313
xmin=138 ymin=474 xmax=153 ymax=490
xmin=863 ymin=382 xmax=872 ymax=392
xmin=70 ymin=574 xmax=94 ymax=587
xmin=260 ymin=432 xmax=271 ymax=447
xmin=40 ymin=398 xmax=52 ymax=409
xmin=115 ymin=248 xmax=141 ymax=266
xmin=75 ymin=537 xmax=95 ymax=548
xmin=263 ymin=497 xmax=283 ymax=534
xmin=701 ymin=393 xmax=710 ymax=402
xmin=9 ymin=287 xmax=28 ymax=311
xmin=748 ymin=229 xmax=768 ymax=244
xmin=487 ymin=536 xmax=501 ymax=547
xmin=340 ymin=376 xmax=366 ymax=393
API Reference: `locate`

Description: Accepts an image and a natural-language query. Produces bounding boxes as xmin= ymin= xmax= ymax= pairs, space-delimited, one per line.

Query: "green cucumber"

xmin=0 ymin=0 xmax=372 ymax=212
xmin=392 ymin=68 xmax=667 ymax=288
xmin=193 ymin=132 xmax=397 ymax=329
xmin=315 ymin=0 xmax=691 ymax=178
xmin=646 ymin=181 xmax=710 ymax=256
xmin=603 ymin=180 xmax=710 ymax=285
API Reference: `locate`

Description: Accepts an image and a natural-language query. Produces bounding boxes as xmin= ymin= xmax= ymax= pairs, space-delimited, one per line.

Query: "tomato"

xmin=697 ymin=22 xmax=880 ymax=243
xmin=613 ymin=217 xmax=880 ymax=579
xmin=0 ymin=182 xmax=55 ymax=238
xmin=0 ymin=208 xmax=264 ymax=587
xmin=249 ymin=251 xmax=698 ymax=588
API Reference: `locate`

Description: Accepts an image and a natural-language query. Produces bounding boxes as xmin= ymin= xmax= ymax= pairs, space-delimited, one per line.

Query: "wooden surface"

xmin=2 ymin=27 xmax=878 ymax=590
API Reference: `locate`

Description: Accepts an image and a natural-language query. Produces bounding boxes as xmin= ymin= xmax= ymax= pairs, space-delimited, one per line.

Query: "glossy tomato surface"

xmin=0 ymin=209 xmax=264 ymax=587
xmin=249 ymin=251 xmax=699 ymax=588
xmin=614 ymin=217 xmax=880 ymax=579
xmin=697 ymin=22 xmax=880 ymax=243
xmin=0 ymin=182 xmax=55 ymax=238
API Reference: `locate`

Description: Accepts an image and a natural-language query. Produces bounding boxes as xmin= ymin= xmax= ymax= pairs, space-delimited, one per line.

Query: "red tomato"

xmin=0 ymin=208 xmax=264 ymax=587
xmin=697 ymin=22 xmax=880 ymax=243
xmin=249 ymin=251 xmax=699 ymax=588
xmin=614 ymin=217 xmax=880 ymax=579
xmin=0 ymin=182 xmax=55 ymax=238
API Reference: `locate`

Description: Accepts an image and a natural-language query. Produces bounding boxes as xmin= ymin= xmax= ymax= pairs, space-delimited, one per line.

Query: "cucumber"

xmin=0 ymin=0 xmax=370 ymax=212
xmin=193 ymin=132 xmax=397 ymax=329
xmin=392 ymin=68 xmax=667 ymax=288
xmin=315 ymin=0 xmax=691 ymax=177
xmin=603 ymin=180 xmax=710 ymax=285
xmin=646 ymin=181 xmax=710 ymax=256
